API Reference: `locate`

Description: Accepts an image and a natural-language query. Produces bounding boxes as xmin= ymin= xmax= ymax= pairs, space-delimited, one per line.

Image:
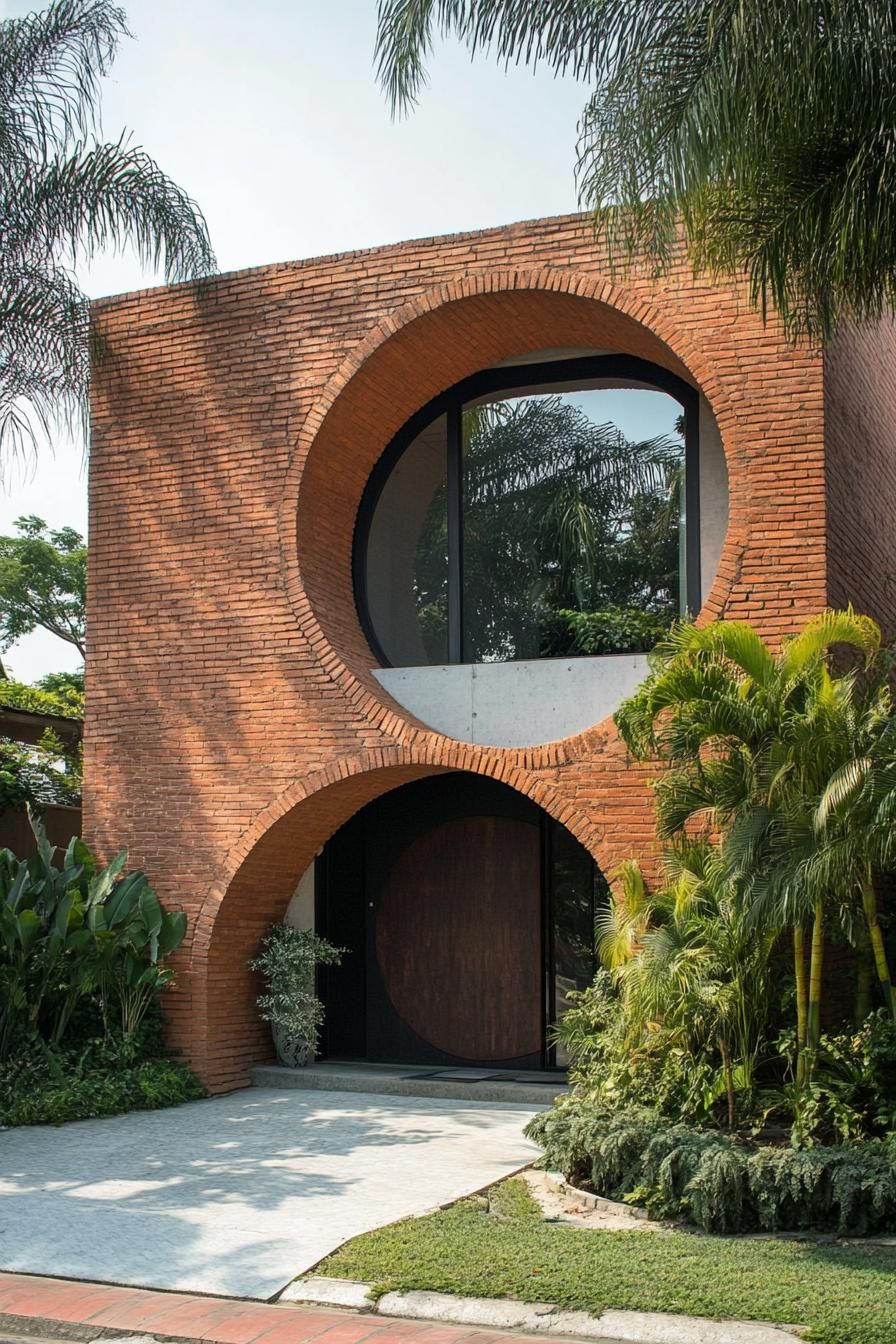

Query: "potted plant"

xmin=250 ymin=924 xmax=342 ymax=1067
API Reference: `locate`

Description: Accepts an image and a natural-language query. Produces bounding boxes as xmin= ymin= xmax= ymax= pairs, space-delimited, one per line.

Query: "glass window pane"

xmin=550 ymin=822 xmax=606 ymax=1067
xmin=461 ymin=386 xmax=684 ymax=663
xmin=365 ymin=414 xmax=448 ymax=666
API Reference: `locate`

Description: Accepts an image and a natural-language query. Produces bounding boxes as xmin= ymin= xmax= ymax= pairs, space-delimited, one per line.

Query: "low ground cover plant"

xmin=319 ymin=1175 xmax=896 ymax=1344
xmin=528 ymin=610 xmax=896 ymax=1234
xmin=0 ymin=1010 xmax=204 ymax=1126
xmin=0 ymin=812 xmax=202 ymax=1125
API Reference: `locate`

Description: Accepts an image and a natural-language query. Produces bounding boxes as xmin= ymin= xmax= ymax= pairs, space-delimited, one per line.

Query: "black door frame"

xmin=315 ymin=773 xmax=600 ymax=1070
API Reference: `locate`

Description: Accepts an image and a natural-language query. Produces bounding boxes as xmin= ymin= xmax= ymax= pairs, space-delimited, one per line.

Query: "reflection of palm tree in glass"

xmin=415 ymin=396 xmax=684 ymax=662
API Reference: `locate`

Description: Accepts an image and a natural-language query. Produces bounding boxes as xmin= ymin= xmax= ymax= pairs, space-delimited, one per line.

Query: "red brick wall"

xmin=88 ymin=212 xmax=843 ymax=1092
xmin=824 ymin=318 xmax=896 ymax=637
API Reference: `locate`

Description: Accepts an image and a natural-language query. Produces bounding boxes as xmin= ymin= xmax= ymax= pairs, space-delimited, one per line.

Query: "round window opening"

xmin=353 ymin=353 xmax=727 ymax=746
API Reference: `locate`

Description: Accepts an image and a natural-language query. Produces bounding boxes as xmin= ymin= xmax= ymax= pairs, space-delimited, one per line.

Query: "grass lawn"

xmin=318 ymin=1178 xmax=896 ymax=1344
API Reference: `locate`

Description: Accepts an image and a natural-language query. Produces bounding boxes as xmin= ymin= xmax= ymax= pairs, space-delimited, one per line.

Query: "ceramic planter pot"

xmin=272 ymin=1022 xmax=314 ymax=1068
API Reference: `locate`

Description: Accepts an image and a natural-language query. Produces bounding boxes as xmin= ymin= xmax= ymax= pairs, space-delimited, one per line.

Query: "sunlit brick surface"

xmin=87 ymin=213 xmax=896 ymax=1090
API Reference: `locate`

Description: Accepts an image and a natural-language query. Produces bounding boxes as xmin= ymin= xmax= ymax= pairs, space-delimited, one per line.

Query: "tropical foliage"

xmin=616 ymin=610 xmax=896 ymax=1084
xmin=375 ymin=1 xmax=896 ymax=342
xmin=593 ymin=844 xmax=778 ymax=1129
xmin=0 ymin=810 xmax=186 ymax=1061
xmin=0 ymin=0 xmax=215 ymax=455
xmin=0 ymin=1022 xmax=204 ymax=1126
xmin=528 ymin=610 xmax=896 ymax=1232
xmin=0 ymin=812 xmax=199 ymax=1124
xmin=526 ymin=1105 xmax=896 ymax=1235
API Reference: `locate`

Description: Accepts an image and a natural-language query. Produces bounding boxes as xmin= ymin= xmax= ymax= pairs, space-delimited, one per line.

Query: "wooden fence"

xmin=0 ymin=804 xmax=82 ymax=856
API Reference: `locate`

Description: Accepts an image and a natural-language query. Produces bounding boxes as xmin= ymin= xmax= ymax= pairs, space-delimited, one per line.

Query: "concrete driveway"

xmin=0 ymin=1087 xmax=540 ymax=1299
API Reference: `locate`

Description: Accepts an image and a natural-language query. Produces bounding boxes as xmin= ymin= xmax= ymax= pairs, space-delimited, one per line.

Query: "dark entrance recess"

xmin=315 ymin=772 xmax=607 ymax=1070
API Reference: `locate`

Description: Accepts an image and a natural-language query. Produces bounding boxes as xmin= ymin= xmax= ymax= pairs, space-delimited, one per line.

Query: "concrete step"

xmin=250 ymin=1061 xmax=568 ymax=1107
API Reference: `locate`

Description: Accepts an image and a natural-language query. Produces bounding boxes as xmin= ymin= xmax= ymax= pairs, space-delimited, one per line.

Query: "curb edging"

xmin=280 ymin=1279 xmax=803 ymax=1344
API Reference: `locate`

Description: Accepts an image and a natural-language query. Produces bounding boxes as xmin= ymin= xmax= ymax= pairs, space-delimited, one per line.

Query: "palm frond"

xmin=0 ymin=0 xmax=216 ymax=460
xmin=375 ymin=0 xmax=611 ymax=115
xmin=780 ymin=607 xmax=881 ymax=679
xmin=0 ymin=0 xmax=127 ymax=159
xmin=375 ymin=0 xmax=896 ymax=341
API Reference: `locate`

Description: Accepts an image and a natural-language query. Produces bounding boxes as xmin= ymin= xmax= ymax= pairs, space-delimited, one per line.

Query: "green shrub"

xmin=0 ymin=1031 xmax=204 ymax=1127
xmin=250 ymin=924 xmax=342 ymax=1060
xmin=554 ymin=971 xmax=722 ymax=1125
xmin=776 ymin=1014 xmax=896 ymax=1142
xmin=525 ymin=1103 xmax=896 ymax=1236
xmin=540 ymin=607 xmax=672 ymax=658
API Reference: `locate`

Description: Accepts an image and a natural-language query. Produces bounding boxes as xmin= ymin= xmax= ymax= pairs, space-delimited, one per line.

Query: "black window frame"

xmin=353 ymin=353 xmax=701 ymax=669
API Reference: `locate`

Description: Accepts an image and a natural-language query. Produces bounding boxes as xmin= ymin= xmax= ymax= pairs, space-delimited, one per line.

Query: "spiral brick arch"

xmin=281 ymin=269 xmax=745 ymax=758
xmin=88 ymin=212 xmax=864 ymax=1092
xmin=189 ymin=746 xmax=605 ymax=1091
xmin=187 ymin=274 xmax=740 ymax=1086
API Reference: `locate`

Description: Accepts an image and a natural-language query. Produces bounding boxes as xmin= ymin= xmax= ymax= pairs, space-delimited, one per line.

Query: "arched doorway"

xmin=314 ymin=772 xmax=607 ymax=1070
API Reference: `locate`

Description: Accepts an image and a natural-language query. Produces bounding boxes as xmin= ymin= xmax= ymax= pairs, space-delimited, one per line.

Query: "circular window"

xmin=355 ymin=354 xmax=700 ymax=670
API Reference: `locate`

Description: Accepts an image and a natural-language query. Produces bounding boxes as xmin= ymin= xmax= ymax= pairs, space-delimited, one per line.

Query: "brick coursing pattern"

xmin=825 ymin=320 xmax=896 ymax=637
xmin=87 ymin=212 xmax=894 ymax=1092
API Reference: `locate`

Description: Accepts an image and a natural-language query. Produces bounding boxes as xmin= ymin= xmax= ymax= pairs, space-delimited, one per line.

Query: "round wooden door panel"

xmin=374 ymin=813 xmax=542 ymax=1062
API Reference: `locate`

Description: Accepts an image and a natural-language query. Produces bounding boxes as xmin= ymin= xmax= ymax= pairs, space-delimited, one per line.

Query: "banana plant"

xmin=0 ymin=810 xmax=187 ymax=1059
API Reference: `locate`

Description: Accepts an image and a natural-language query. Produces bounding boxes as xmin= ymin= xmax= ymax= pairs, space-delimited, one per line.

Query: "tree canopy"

xmin=375 ymin=1 xmax=896 ymax=343
xmin=0 ymin=0 xmax=215 ymax=456
xmin=0 ymin=515 xmax=86 ymax=660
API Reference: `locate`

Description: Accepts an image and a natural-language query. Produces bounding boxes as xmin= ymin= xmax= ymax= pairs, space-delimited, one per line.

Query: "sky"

xmin=0 ymin=0 xmax=658 ymax=680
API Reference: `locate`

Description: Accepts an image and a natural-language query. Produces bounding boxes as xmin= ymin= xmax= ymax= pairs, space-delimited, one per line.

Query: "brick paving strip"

xmin=0 ymin=1272 xmax=800 ymax=1344
xmin=0 ymin=1271 xmax=596 ymax=1344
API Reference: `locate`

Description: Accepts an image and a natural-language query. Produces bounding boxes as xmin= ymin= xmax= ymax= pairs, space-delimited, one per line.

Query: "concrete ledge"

xmin=281 ymin=1279 xmax=801 ymax=1344
xmin=373 ymin=654 xmax=650 ymax=748
xmin=250 ymin=1063 xmax=566 ymax=1107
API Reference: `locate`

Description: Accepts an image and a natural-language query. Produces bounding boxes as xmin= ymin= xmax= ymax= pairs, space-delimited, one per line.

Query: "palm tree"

xmin=0 ymin=1 xmax=215 ymax=456
xmin=814 ymin=710 xmax=896 ymax=1023
xmin=598 ymin=843 xmax=774 ymax=1128
xmin=375 ymin=1 xmax=896 ymax=342
xmin=615 ymin=611 xmax=896 ymax=1080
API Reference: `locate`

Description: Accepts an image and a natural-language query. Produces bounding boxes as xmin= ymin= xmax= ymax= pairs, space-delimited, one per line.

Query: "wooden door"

xmin=367 ymin=785 xmax=543 ymax=1066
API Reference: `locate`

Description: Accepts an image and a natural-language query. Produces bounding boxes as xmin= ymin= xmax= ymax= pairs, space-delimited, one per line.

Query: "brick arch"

xmin=185 ymin=744 xmax=613 ymax=1091
xmin=278 ymin=269 xmax=742 ymax=762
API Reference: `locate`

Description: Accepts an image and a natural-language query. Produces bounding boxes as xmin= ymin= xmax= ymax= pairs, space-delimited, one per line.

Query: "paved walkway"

xmin=0 ymin=1088 xmax=539 ymax=1298
xmin=0 ymin=1271 xmax=588 ymax=1344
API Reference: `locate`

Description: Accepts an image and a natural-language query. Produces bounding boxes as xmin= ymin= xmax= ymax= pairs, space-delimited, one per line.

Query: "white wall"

xmin=375 ymin=653 xmax=650 ymax=747
xmin=284 ymin=862 xmax=315 ymax=931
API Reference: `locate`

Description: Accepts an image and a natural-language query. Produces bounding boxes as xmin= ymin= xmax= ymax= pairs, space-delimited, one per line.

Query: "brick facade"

xmin=87 ymin=212 xmax=896 ymax=1092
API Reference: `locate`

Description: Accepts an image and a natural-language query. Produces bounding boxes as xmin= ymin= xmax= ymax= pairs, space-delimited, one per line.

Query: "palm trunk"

xmin=855 ymin=933 xmax=874 ymax=1027
xmin=719 ymin=1036 xmax=736 ymax=1131
xmin=794 ymin=924 xmax=808 ymax=1054
xmin=802 ymin=900 xmax=825 ymax=1085
xmin=862 ymin=882 xmax=896 ymax=1023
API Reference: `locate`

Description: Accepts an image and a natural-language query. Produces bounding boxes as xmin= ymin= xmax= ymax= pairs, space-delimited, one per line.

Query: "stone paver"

xmin=0 ymin=1087 xmax=538 ymax=1298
